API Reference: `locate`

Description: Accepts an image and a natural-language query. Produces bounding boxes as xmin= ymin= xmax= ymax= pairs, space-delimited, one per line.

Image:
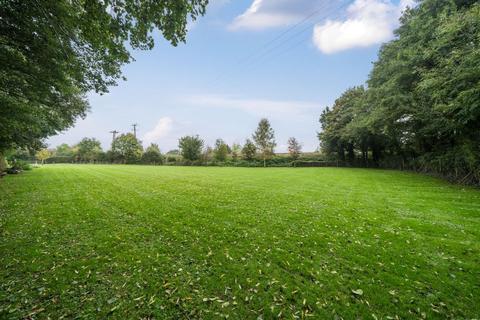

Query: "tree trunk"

xmin=338 ymin=146 xmax=346 ymax=162
xmin=363 ymin=148 xmax=368 ymax=167
xmin=347 ymin=144 xmax=355 ymax=163
xmin=372 ymin=145 xmax=381 ymax=164
xmin=0 ymin=152 xmax=6 ymax=172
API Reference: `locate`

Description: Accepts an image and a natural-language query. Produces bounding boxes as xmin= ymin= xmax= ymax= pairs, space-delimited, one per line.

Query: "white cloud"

xmin=142 ymin=117 xmax=173 ymax=146
xmin=312 ymin=0 xmax=415 ymax=54
xmin=230 ymin=0 xmax=416 ymax=53
xmin=229 ymin=0 xmax=327 ymax=31
xmin=185 ymin=94 xmax=320 ymax=118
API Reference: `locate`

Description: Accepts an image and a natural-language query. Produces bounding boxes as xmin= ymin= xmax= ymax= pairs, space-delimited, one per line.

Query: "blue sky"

xmin=47 ymin=0 xmax=413 ymax=152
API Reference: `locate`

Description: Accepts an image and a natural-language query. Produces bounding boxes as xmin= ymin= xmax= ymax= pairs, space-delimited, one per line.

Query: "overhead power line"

xmin=241 ymin=1 xmax=352 ymax=71
xmin=233 ymin=2 xmax=339 ymax=67
xmin=209 ymin=0 xmax=351 ymax=89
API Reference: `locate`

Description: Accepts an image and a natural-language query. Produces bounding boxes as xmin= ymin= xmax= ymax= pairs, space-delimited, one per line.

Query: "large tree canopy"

xmin=179 ymin=135 xmax=204 ymax=162
xmin=76 ymin=137 xmax=103 ymax=162
xmin=319 ymin=0 xmax=480 ymax=184
xmin=114 ymin=133 xmax=143 ymax=163
xmin=0 ymin=0 xmax=208 ymax=152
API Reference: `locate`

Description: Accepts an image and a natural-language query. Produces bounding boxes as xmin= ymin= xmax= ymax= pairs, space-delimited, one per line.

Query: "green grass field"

xmin=1 ymin=165 xmax=479 ymax=319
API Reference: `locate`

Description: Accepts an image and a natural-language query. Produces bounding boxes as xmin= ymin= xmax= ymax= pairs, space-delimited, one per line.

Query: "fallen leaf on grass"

xmin=352 ymin=289 xmax=363 ymax=296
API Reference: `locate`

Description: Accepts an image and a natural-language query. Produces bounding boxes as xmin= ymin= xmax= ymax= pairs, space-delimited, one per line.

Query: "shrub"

xmin=166 ymin=156 xmax=178 ymax=163
xmin=141 ymin=144 xmax=164 ymax=165
xmin=10 ymin=160 xmax=32 ymax=171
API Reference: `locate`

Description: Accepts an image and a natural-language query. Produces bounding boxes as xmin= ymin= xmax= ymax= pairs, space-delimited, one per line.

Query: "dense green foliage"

xmin=0 ymin=0 xmax=207 ymax=152
xmin=9 ymin=159 xmax=31 ymax=171
xmin=76 ymin=138 xmax=103 ymax=162
xmin=113 ymin=133 xmax=143 ymax=164
xmin=319 ymin=87 xmax=368 ymax=163
xmin=142 ymin=143 xmax=164 ymax=165
xmin=55 ymin=143 xmax=76 ymax=158
xmin=179 ymin=135 xmax=204 ymax=161
xmin=319 ymin=0 xmax=480 ymax=184
xmin=1 ymin=165 xmax=479 ymax=318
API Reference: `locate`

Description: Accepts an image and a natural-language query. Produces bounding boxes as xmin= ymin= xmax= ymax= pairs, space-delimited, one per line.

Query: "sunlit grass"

xmin=1 ymin=165 xmax=479 ymax=319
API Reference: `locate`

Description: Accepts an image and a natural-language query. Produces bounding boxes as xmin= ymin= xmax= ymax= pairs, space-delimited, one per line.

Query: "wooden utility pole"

xmin=110 ymin=130 xmax=119 ymax=151
xmin=132 ymin=124 xmax=138 ymax=138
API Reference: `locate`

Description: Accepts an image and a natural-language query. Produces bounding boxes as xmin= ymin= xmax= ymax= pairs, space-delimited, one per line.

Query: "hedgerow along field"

xmin=0 ymin=165 xmax=479 ymax=319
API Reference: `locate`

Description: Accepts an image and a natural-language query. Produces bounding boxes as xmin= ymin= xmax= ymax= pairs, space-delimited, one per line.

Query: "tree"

xmin=287 ymin=137 xmax=302 ymax=160
xmin=36 ymin=149 xmax=52 ymax=165
xmin=179 ymin=135 xmax=204 ymax=161
xmin=0 ymin=1 xmax=208 ymax=155
xmin=318 ymin=0 xmax=480 ymax=184
xmin=55 ymin=144 xmax=75 ymax=157
xmin=114 ymin=133 xmax=143 ymax=163
xmin=106 ymin=150 xmax=120 ymax=164
xmin=142 ymin=143 xmax=163 ymax=165
xmin=76 ymin=138 xmax=103 ymax=162
xmin=242 ymin=139 xmax=257 ymax=161
xmin=253 ymin=118 xmax=276 ymax=167
xmin=231 ymin=143 xmax=242 ymax=161
xmin=365 ymin=0 xmax=480 ymax=174
xmin=319 ymin=86 xmax=369 ymax=163
xmin=201 ymin=146 xmax=214 ymax=163
xmin=213 ymin=139 xmax=229 ymax=162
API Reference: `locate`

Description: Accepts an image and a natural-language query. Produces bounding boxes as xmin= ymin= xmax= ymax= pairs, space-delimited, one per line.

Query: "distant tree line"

xmin=7 ymin=118 xmax=319 ymax=167
xmin=318 ymin=0 xmax=480 ymax=184
xmin=176 ymin=118 xmax=281 ymax=167
xmin=33 ymin=134 xmax=164 ymax=165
